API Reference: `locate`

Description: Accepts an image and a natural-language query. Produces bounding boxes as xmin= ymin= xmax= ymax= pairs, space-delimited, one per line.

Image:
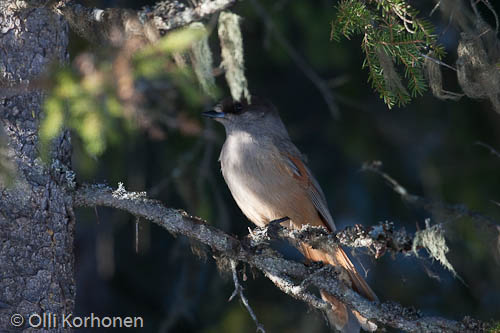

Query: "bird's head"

xmin=202 ymin=96 xmax=285 ymax=136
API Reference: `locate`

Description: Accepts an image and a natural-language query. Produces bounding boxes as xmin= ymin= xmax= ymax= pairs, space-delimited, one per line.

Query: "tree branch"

xmin=250 ymin=220 xmax=413 ymax=260
xmin=55 ymin=0 xmax=237 ymax=44
xmin=362 ymin=161 xmax=500 ymax=229
xmin=150 ymin=0 xmax=237 ymax=32
xmin=73 ymin=183 xmax=489 ymax=332
xmin=229 ymin=260 xmax=265 ymax=333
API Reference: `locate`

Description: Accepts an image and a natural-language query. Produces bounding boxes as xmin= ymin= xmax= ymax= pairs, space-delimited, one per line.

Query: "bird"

xmin=203 ymin=96 xmax=378 ymax=332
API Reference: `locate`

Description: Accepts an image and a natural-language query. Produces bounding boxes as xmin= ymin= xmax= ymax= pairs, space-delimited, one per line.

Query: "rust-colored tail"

xmin=300 ymin=243 xmax=377 ymax=332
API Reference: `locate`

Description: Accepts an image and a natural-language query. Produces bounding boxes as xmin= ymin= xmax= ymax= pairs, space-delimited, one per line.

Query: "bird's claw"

xmin=266 ymin=216 xmax=290 ymax=238
xmin=268 ymin=216 xmax=290 ymax=226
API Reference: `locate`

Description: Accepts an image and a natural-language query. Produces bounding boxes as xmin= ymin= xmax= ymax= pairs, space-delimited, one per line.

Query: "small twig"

xmin=148 ymin=138 xmax=205 ymax=197
xmin=422 ymin=53 xmax=459 ymax=72
xmin=361 ymin=161 xmax=409 ymax=197
xmin=94 ymin=206 xmax=101 ymax=224
xmin=470 ymin=0 xmax=481 ymax=19
xmin=482 ymin=0 xmax=500 ymax=34
xmin=362 ymin=161 xmax=500 ymax=229
xmin=430 ymin=1 xmax=441 ymax=16
xmin=135 ymin=217 xmax=140 ymax=253
xmin=475 ymin=141 xmax=500 ymax=159
xmin=229 ymin=260 xmax=266 ymax=333
xmin=471 ymin=0 xmax=499 ymax=35
xmin=249 ymin=0 xmax=339 ymax=118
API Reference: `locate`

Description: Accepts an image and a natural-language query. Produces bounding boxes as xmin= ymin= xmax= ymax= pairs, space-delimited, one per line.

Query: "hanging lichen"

xmin=189 ymin=22 xmax=217 ymax=98
xmin=413 ymin=219 xmax=458 ymax=279
xmin=218 ymin=11 xmax=251 ymax=103
xmin=456 ymin=21 xmax=500 ymax=113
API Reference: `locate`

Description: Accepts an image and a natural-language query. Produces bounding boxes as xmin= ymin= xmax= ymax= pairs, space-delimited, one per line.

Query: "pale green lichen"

xmin=112 ymin=182 xmax=146 ymax=200
xmin=413 ymin=219 xmax=458 ymax=278
xmin=189 ymin=22 xmax=217 ymax=98
xmin=218 ymin=11 xmax=251 ymax=103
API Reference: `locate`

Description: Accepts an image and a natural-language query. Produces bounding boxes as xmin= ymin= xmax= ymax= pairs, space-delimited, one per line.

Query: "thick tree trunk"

xmin=0 ymin=2 xmax=75 ymax=332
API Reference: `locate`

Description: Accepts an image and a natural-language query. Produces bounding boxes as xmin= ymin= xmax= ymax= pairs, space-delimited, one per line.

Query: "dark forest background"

xmin=69 ymin=1 xmax=500 ymax=332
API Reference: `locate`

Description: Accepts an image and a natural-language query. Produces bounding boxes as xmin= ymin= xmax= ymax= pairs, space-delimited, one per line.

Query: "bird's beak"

xmin=202 ymin=110 xmax=225 ymax=118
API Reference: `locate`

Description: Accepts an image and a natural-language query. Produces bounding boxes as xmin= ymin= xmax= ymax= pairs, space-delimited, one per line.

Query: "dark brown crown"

xmin=218 ymin=96 xmax=275 ymax=115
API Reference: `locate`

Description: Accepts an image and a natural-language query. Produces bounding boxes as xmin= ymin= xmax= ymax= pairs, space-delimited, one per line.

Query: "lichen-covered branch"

xmin=73 ymin=183 xmax=489 ymax=332
xmin=362 ymin=161 xmax=500 ymax=229
xmin=54 ymin=4 xmax=155 ymax=44
xmin=362 ymin=160 xmax=500 ymax=278
xmin=54 ymin=0 xmax=237 ymax=44
xmin=150 ymin=0 xmax=237 ymax=32
xmin=74 ymin=183 xmax=240 ymax=254
xmin=251 ymin=215 xmax=462 ymax=279
xmin=250 ymin=220 xmax=413 ymax=260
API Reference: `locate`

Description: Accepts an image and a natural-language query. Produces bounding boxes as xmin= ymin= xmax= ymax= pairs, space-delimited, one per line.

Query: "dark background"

xmin=72 ymin=1 xmax=500 ymax=332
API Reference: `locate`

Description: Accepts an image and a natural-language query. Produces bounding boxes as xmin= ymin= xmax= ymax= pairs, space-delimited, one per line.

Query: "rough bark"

xmin=0 ymin=2 xmax=75 ymax=332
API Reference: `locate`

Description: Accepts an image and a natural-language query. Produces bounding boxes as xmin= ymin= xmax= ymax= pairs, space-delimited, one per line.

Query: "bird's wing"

xmin=283 ymin=154 xmax=337 ymax=231
xmin=284 ymin=152 xmax=379 ymax=303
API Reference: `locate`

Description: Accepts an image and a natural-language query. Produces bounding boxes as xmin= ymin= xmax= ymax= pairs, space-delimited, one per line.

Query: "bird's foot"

xmin=266 ymin=216 xmax=290 ymax=239
xmin=268 ymin=216 xmax=290 ymax=226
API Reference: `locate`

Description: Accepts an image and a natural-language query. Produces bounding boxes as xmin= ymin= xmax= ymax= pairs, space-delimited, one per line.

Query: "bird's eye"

xmin=234 ymin=102 xmax=243 ymax=113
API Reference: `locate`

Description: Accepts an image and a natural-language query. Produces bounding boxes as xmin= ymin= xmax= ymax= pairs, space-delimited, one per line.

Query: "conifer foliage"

xmin=331 ymin=0 xmax=445 ymax=108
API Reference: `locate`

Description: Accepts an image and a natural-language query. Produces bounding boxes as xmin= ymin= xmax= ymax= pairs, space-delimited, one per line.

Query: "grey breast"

xmin=219 ymin=130 xmax=286 ymax=226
